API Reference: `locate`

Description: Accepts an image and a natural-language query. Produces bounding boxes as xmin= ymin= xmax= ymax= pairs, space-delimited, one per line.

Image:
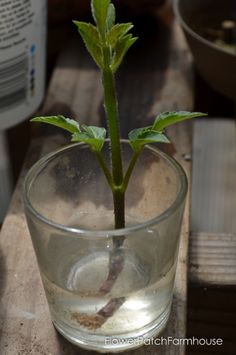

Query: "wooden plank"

xmin=191 ymin=119 xmax=236 ymax=234
xmin=189 ymin=118 xmax=236 ymax=287
xmin=189 ymin=232 xmax=236 ymax=286
xmin=0 ymin=14 xmax=193 ymax=355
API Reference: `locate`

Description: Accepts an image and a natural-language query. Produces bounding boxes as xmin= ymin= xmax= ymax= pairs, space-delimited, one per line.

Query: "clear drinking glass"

xmin=23 ymin=141 xmax=187 ymax=352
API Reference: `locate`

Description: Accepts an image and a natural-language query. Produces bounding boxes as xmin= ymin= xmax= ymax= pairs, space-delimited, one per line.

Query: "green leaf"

xmin=129 ymin=126 xmax=152 ymax=141
xmin=106 ymin=3 xmax=116 ymax=30
xmin=129 ymin=127 xmax=170 ymax=152
xmin=91 ymin=0 xmax=110 ymax=36
xmin=73 ymin=21 xmax=103 ymax=68
xmin=107 ymin=23 xmax=133 ymax=48
xmin=31 ymin=116 xmax=80 ymax=134
xmin=72 ymin=125 xmax=106 ymax=151
xmin=110 ymin=34 xmax=138 ymax=72
xmin=153 ymin=111 xmax=207 ymax=132
xmin=82 ymin=125 xmax=106 ymax=141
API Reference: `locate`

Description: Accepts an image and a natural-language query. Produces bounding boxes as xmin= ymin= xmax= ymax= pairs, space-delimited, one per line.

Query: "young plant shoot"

xmin=31 ymin=0 xmax=206 ymax=328
xmin=32 ymin=0 xmax=205 ymax=229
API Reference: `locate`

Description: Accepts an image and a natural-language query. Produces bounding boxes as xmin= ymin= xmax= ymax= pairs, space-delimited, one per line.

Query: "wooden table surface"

xmin=0 ymin=11 xmax=194 ymax=355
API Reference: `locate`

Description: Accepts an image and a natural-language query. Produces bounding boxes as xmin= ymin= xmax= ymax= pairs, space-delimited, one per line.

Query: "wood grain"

xmin=189 ymin=232 xmax=236 ymax=286
xmin=0 ymin=14 xmax=193 ymax=355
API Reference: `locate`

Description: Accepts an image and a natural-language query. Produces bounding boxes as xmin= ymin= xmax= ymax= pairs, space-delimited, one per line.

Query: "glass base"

xmin=53 ymin=305 xmax=171 ymax=353
xmin=44 ymin=248 xmax=174 ymax=353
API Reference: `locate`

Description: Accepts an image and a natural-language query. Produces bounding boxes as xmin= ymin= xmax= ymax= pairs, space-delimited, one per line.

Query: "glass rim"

xmin=23 ymin=140 xmax=188 ymax=237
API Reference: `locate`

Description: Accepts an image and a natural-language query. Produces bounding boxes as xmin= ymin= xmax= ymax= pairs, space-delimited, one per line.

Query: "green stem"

xmin=122 ymin=150 xmax=141 ymax=192
xmin=102 ymin=46 xmax=123 ymax=188
xmin=95 ymin=151 xmax=114 ymax=189
xmin=102 ymin=45 xmax=125 ymax=230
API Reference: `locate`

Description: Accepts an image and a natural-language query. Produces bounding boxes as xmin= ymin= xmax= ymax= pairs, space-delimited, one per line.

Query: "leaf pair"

xmin=129 ymin=111 xmax=206 ymax=152
xmin=31 ymin=116 xmax=106 ymax=152
xmin=32 ymin=112 xmax=206 ymax=153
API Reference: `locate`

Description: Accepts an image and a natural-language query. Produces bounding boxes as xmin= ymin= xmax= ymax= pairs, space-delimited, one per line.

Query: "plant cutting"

xmin=23 ymin=0 xmax=206 ymax=352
